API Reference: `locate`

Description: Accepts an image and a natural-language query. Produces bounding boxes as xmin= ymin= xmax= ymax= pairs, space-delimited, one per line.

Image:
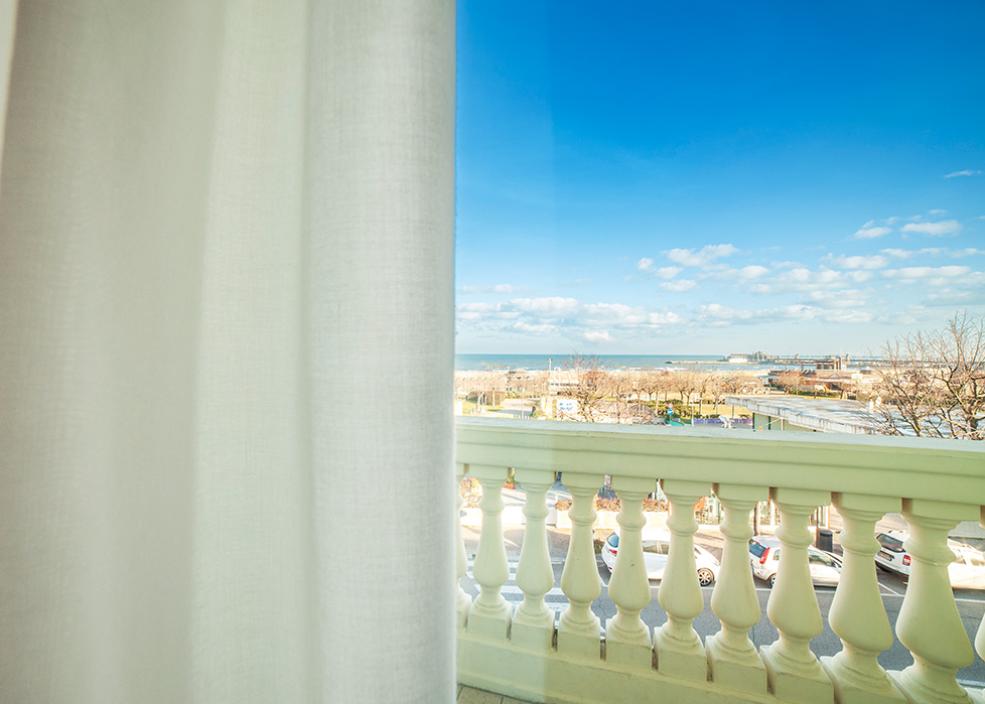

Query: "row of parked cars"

xmin=874 ymin=530 xmax=985 ymax=589
xmin=599 ymin=529 xmax=985 ymax=590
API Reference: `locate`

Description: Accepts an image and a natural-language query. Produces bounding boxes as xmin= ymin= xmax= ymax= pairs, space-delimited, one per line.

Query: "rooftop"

xmin=726 ymin=394 xmax=880 ymax=434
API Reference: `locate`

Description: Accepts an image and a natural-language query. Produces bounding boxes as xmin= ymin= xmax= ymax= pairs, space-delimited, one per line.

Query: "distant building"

xmin=547 ymin=368 xmax=578 ymax=395
xmin=815 ymin=354 xmax=851 ymax=371
xmin=726 ymin=395 xmax=879 ymax=435
xmin=724 ymin=351 xmax=771 ymax=364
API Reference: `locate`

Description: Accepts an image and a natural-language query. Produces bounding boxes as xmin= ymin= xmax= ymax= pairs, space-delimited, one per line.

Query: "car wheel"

xmin=768 ymin=574 xmax=777 ymax=588
xmin=697 ymin=568 xmax=715 ymax=587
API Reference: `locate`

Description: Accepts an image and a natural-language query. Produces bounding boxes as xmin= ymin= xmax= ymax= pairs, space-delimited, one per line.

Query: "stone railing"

xmin=454 ymin=417 xmax=985 ymax=704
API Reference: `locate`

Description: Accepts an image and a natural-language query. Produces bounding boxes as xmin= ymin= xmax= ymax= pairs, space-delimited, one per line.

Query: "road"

xmin=461 ymin=524 xmax=985 ymax=686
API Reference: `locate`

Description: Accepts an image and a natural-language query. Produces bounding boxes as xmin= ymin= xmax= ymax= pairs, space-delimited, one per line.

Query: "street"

xmin=462 ymin=524 xmax=985 ymax=686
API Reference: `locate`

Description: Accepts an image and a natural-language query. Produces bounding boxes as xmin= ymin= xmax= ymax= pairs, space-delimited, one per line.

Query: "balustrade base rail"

xmin=460 ymin=630 xmax=770 ymax=704
xmin=460 ymin=630 xmax=985 ymax=704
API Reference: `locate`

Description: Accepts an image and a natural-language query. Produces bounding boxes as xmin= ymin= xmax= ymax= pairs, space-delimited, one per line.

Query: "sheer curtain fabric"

xmin=0 ymin=2 xmax=456 ymax=703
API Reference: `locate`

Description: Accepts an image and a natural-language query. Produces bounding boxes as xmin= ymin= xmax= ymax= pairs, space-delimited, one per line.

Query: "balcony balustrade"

xmin=455 ymin=417 xmax=985 ymax=704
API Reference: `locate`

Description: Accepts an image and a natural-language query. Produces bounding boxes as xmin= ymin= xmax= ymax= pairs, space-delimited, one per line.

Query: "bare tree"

xmin=566 ymin=355 xmax=610 ymax=422
xmin=604 ymin=372 xmax=627 ymax=423
xmin=705 ymin=374 xmax=727 ymax=414
xmin=773 ymin=370 xmax=805 ymax=394
xmin=719 ymin=374 xmax=747 ymax=397
xmin=694 ymin=373 xmax=712 ymax=415
xmin=669 ymin=372 xmax=699 ymax=416
xmin=872 ymin=313 xmax=985 ymax=439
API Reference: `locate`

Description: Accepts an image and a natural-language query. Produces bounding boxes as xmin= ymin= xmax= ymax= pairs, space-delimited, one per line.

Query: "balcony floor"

xmin=458 ymin=684 xmax=531 ymax=704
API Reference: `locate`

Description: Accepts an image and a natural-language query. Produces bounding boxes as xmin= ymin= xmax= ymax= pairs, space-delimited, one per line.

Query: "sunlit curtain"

xmin=0 ymin=2 xmax=455 ymax=703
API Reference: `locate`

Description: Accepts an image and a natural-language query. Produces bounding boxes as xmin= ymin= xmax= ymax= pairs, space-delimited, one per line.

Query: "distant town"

xmin=456 ymin=352 xmax=881 ymax=432
xmin=455 ymin=315 xmax=985 ymax=440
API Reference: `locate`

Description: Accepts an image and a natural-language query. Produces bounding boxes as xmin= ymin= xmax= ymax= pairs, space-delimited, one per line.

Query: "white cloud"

xmin=697 ymin=304 xmax=755 ymax=324
xmin=457 ymin=296 xmax=685 ymax=342
xmin=809 ymin=289 xmax=867 ymax=309
xmin=747 ymin=266 xmax=877 ymax=295
xmin=853 ymin=220 xmax=892 ymax=239
xmin=582 ymin=303 xmax=645 ymax=325
xmin=737 ymin=265 xmax=769 ymax=280
xmin=666 ymin=243 xmax=737 ymax=267
xmin=493 ymin=283 xmax=514 ymax=293
xmin=510 ymin=297 xmax=579 ymax=315
xmin=582 ymin=330 xmax=612 ymax=343
xmin=638 ymin=260 xmax=682 ymax=278
xmin=829 ymin=255 xmax=888 ymax=270
xmin=944 ymin=169 xmax=981 ymax=179
xmin=647 ymin=312 xmax=682 ymax=325
xmin=821 ymin=309 xmax=874 ymax=323
xmin=512 ymin=321 xmax=557 ymax=334
xmin=882 ymin=265 xmax=971 ymax=280
xmin=901 ymin=220 xmax=962 ymax=236
xmin=696 ymin=302 xmax=873 ymax=326
xmin=660 ymin=279 xmax=696 ymax=292
xmin=880 ymin=246 xmax=985 ymax=260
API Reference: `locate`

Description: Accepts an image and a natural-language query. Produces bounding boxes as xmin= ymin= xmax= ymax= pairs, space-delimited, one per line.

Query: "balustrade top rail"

xmin=456 ymin=417 xmax=985 ymax=505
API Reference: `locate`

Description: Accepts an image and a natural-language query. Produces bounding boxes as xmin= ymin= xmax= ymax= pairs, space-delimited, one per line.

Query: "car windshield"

xmin=643 ymin=541 xmax=669 ymax=555
xmin=607 ymin=534 xmax=619 ymax=548
xmin=877 ymin=534 xmax=905 ymax=553
xmin=809 ymin=550 xmax=834 ymax=566
xmin=748 ymin=541 xmax=767 ymax=558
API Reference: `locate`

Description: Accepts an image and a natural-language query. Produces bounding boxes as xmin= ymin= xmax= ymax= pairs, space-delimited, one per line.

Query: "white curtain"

xmin=0 ymin=2 xmax=456 ymax=703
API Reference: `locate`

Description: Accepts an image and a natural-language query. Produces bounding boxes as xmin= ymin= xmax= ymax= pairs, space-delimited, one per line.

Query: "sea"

xmin=455 ymin=353 xmax=776 ymax=372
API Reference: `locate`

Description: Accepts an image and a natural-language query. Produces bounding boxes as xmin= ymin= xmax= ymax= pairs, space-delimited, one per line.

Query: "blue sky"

xmin=455 ymin=2 xmax=985 ymax=355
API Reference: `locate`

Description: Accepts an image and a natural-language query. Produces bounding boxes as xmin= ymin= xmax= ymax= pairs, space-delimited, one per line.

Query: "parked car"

xmin=748 ymin=535 xmax=842 ymax=587
xmin=874 ymin=531 xmax=909 ymax=574
xmin=875 ymin=530 xmax=985 ymax=589
xmin=601 ymin=530 xmax=720 ymax=586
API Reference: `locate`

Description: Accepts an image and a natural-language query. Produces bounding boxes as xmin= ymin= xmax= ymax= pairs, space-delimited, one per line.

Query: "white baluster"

xmin=557 ymin=472 xmax=603 ymax=660
xmin=820 ymin=493 xmax=904 ymax=703
xmin=890 ymin=499 xmax=977 ymax=704
xmin=511 ymin=467 xmax=557 ymax=652
xmin=466 ymin=464 xmax=512 ymax=640
xmin=605 ymin=477 xmax=657 ymax=670
xmin=654 ymin=479 xmax=708 ymax=682
xmin=456 ymin=466 xmax=472 ymax=629
xmin=760 ymin=488 xmax=833 ymax=704
xmin=974 ymin=508 xmax=985 ymax=704
xmin=706 ymin=483 xmax=768 ymax=694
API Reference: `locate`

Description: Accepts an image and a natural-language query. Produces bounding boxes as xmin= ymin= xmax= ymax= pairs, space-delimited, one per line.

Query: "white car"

xmin=748 ymin=535 xmax=842 ymax=588
xmin=601 ymin=531 xmax=720 ymax=586
xmin=875 ymin=530 xmax=985 ymax=589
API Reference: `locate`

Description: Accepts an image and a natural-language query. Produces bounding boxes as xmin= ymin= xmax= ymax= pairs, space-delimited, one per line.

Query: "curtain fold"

xmin=0 ymin=2 xmax=455 ymax=703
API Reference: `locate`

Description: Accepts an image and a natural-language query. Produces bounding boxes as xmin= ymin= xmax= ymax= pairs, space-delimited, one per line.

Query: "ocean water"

xmin=455 ymin=353 xmax=770 ymax=372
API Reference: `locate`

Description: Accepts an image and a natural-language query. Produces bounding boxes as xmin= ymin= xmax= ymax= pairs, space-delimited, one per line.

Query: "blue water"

xmin=455 ymin=353 xmax=767 ymax=371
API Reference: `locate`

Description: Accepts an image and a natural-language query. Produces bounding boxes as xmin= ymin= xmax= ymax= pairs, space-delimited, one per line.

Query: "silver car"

xmin=748 ymin=535 xmax=842 ymax=587
xmin=602 ymin=531 xmax=720 ymax=587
